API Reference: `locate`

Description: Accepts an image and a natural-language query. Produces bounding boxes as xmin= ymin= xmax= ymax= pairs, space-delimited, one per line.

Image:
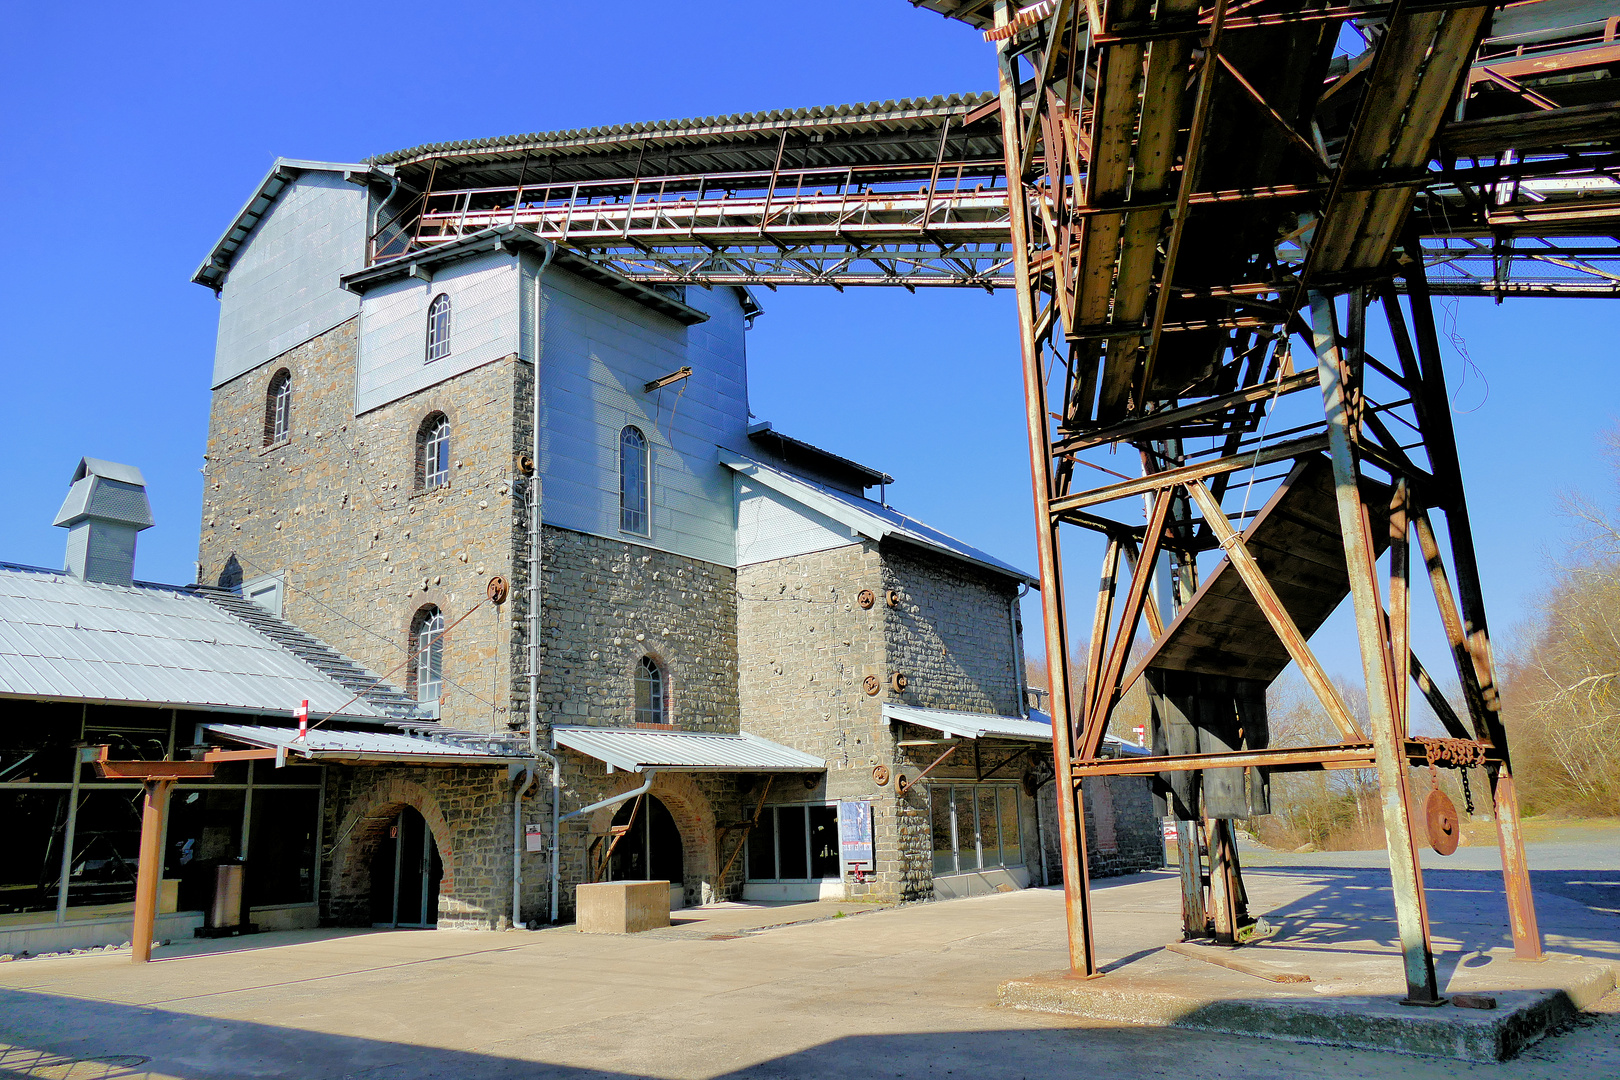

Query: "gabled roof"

xmin=0 ymin=563 xmax=417 ymax=721
xmin=746 ymin=422 xmax=892 ymax=492
xmin=722 ymin=454 xmax=1038 ymax=587
xmin=553 ymin=725 xmax=825 ymax=773
xmin=193 ymin=158 xmax=382 ymax=292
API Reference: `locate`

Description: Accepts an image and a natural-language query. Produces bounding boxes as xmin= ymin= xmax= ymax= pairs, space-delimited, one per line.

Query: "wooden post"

xmin=131 ymin=779 xmax=174 ymax=964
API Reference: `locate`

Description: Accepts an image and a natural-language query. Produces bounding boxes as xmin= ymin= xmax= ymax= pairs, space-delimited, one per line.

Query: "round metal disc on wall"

xmin=862 ymin=675 xmax=880 ymax=696
xmin=1425 ymin=788 xmax=1460 ymax=855
xmin=872 ymin=764 xmax=890 ymax=786
xmin=487 ymin=576 xmax=509 ymax=604
xmin=857 ymin=589 xmax=876 ymax=609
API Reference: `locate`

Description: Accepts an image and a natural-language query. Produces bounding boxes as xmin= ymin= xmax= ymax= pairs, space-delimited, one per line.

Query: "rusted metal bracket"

xmin=897 ymin=744 xmax=958 ymax=795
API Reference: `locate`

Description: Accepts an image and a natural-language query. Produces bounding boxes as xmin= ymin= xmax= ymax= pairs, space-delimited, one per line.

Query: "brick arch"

xmin=587 ymin=771 xmax=717 ymax=906
xmin=328 ymin=778 xmax=456 ymax=927
xmin=622 ymin=632 xmax=679 ymax=726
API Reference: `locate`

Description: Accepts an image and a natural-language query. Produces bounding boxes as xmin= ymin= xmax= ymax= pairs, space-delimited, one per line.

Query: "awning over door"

xmin=552 ymin=726 xmax=825 ymax=774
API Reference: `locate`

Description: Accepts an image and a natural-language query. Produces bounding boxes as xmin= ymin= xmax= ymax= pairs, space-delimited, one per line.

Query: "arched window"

xmin=412 ymin=606 xmax=445 ymax=704
xmin=425 ymin=293 xmax=452 ymax=363
xmin=635 ymin=655 xmax=667 ymax=725
xmin=418 ymin=413 xmax=450 ymax=490
xmin=264 ymin=370 xmax=292 ymax=445
xmin=620 ymin=426 xmax=649 ymax=534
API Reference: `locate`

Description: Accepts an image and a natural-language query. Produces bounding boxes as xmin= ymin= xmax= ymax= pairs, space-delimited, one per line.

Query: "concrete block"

xmin=575 ymin=880 xmax=671 ymax=934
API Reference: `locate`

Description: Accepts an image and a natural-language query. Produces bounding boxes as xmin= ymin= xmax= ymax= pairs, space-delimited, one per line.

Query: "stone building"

xmin=178 ymin=141 xmax=1160 ymax=929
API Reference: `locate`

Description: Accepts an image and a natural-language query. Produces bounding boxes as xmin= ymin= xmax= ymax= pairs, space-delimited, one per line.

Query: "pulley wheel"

xmin=1425 ymin=788 xmax=1459 ymax=856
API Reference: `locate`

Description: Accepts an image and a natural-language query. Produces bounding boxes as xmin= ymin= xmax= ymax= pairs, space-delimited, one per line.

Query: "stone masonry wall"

xmin=1036 ymin=774 xmax=1165 ymax=880
xmin=881 ymin=542 xmax=1024 ymax=718
xmin=538 ymin=526 xmax=739 ymax=733
xmin=734 ymin=543 xmax=923 ymax=900
xmin=198 ymin=320 xmax=527 ymax=732
xmin=322 ymin=763 xmax=515 ymax=930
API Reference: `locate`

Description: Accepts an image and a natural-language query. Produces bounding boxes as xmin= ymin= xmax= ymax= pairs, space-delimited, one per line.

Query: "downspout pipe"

xmin=551 ymin=768 xmax=658 ymax=922
xmin=1011 ymin=583 xmax=1031 ymax=718
xmin=512 ymin=762 xmax=537 ymax=928
xmin=522 ymin=239 xmax=559 ymax=923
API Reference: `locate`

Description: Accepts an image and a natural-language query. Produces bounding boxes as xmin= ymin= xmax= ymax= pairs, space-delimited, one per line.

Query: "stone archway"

xmin=587 ymin=772 xmax=717 ymax=907
xmin=328 ymin=778 xmax=456 ymax=927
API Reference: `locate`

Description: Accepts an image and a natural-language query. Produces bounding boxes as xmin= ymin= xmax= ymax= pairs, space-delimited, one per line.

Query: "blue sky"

xmin=3 ymin=1 xmax=1614 ymax=693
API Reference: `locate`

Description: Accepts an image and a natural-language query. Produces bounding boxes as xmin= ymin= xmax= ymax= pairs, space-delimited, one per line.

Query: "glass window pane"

xmin=164 ymin=786 xmax=246 ymax=913
xmin=808 ymin=806 xmax=839 ymax=879
xmin=67 ymin=789 xmax=147 ymax=911
xmin=246 ymin=789 xmax=319 ymax=907
xmin=747 ymin=808 xmax=777 ymax=881
xmin=0 ymin=791 xmax=70 ymax=916
xmin=977 ymin=787 xmax=1001 ymax=869
xmin=776 ymin=805 xmax=808 ymax=879
xmin=930 ymin=787 xmax=956 ymax=875
xmin=998 ymin=787 xmax=1022 ymax=868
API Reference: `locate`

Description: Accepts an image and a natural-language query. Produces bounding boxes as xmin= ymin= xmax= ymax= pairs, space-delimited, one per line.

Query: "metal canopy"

xmin=205 ymin=723 xmax=523 ymax=765
xmin=552 ymin=725 xmax=825 ymax=774
xmin=884 ymin=703 xmax=1054 ymax=742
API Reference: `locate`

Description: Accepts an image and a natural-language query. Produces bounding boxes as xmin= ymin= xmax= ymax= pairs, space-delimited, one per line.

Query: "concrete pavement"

xmin=0 ymin=858 xmax=1617 ymax=1079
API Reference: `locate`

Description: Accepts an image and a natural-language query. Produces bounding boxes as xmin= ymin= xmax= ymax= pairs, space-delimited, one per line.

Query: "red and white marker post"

xmin=295 ymin=699 xmax=309 ymax=741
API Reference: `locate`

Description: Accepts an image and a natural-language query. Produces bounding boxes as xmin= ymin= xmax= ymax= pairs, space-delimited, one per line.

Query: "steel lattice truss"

xmin=361 ymin=0 xmax=1620 ymax=999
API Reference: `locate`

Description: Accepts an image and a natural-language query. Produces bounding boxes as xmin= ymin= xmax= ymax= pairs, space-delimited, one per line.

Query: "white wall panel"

xmin=212 ymin=173 xmax=366 ymax=387
xmin=734 ymin=477 xmax=859 ymax=565
xmin=537 ymin=271 xmax=751 ymax=567
xmin=354 ymin=252 xmax=520 ymax=415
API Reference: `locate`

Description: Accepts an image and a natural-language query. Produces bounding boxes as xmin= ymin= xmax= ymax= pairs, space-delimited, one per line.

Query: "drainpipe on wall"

xmin=512 ymin=763 xmax=537 ymax=928
xmin=1011 ymin=584 xmax=1031 ymax=718
xmin=551 ymin=769 xmax=659 ymax=922
xmin=522 ymin=239 xmax=559 ymax=922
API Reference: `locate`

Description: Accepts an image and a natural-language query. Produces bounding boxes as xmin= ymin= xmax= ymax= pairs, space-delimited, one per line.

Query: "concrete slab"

xmin=1001 ymin=948 xmax=1619 ymax=1061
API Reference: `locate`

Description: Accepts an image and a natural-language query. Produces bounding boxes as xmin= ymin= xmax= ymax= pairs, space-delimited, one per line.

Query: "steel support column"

xmin=1312 ymin=291 xmax=1442 ymax=1005
xmin=995 ymin=0 xmax=1096 ymax=978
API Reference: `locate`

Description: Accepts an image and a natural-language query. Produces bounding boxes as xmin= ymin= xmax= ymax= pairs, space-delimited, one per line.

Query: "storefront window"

xmin=928 ymin=784 xmax=1024 ymax=874
xmin=1 ymin=706 xmax=325 ymax=928
xmin=746 ymin=804 xmax=839 ymax=881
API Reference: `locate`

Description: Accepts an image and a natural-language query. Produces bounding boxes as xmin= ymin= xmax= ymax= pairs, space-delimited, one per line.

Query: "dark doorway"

xmin=369 ymin=807 xmax=443 ymax=928
xmin=608 ymin=795 xmax=683 ymax=884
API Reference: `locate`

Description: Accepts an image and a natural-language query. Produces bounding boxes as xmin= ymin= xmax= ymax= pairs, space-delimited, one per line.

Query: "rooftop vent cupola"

xmin=52 ymin=458 xmax=154 ymax=585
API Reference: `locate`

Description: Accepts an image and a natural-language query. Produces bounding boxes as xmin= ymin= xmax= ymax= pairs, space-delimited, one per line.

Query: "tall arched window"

xmin=419 ymin=413 xmax=450 ymax=490
xmin=635 ymin=656 xmax=667 ymax=725
xmin=620 ymin=425 xmax=649 ymax=534
xmin=264 ymin=370 xmax=291 ymax=445
xmin=425 ymin=293 xmax=452 ymax=363
xmin=413 ymin=606 xmax=445 ymax=704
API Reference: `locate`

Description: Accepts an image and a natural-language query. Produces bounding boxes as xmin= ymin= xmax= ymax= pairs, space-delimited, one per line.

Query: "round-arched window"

xmin=426 ymin=293 xmax=452 ymax=363
xmin=419 ymin=413 xmax=450 ymax=490
xmin=635 ymin=655 xmax=667 ymax=725
xmin=620 ymin=426 xmax=649 ymax=534
xmin=412 ymin=606 xmax=445 ymax=703
xmin=264 ymin=370 xmax=292 ymax=445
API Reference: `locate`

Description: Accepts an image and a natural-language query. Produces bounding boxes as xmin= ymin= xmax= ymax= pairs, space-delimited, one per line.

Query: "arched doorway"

xmin=369 ymin=807 xmax=444 ymax=927
xmin=608 ymin=795 xmax=684 ymax=886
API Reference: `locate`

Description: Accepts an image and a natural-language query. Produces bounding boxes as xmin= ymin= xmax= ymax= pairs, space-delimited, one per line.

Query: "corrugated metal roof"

xmin=886 ymin=704 xmax=1149 ymax=756
xmin=722 ymin=455 xmax=1038 ymax=586
xmin=370 ymin=94 xmax=994 ymax=169
xmin=885 ymin=704 xmax=1054 ymax=742
xmin=553 ymin=726 xmax=825 ymax=773
xmin=0 ymin=564 xmax=391 ymax=720
xmin=206 ymin=723 xmax=522 ymax=764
